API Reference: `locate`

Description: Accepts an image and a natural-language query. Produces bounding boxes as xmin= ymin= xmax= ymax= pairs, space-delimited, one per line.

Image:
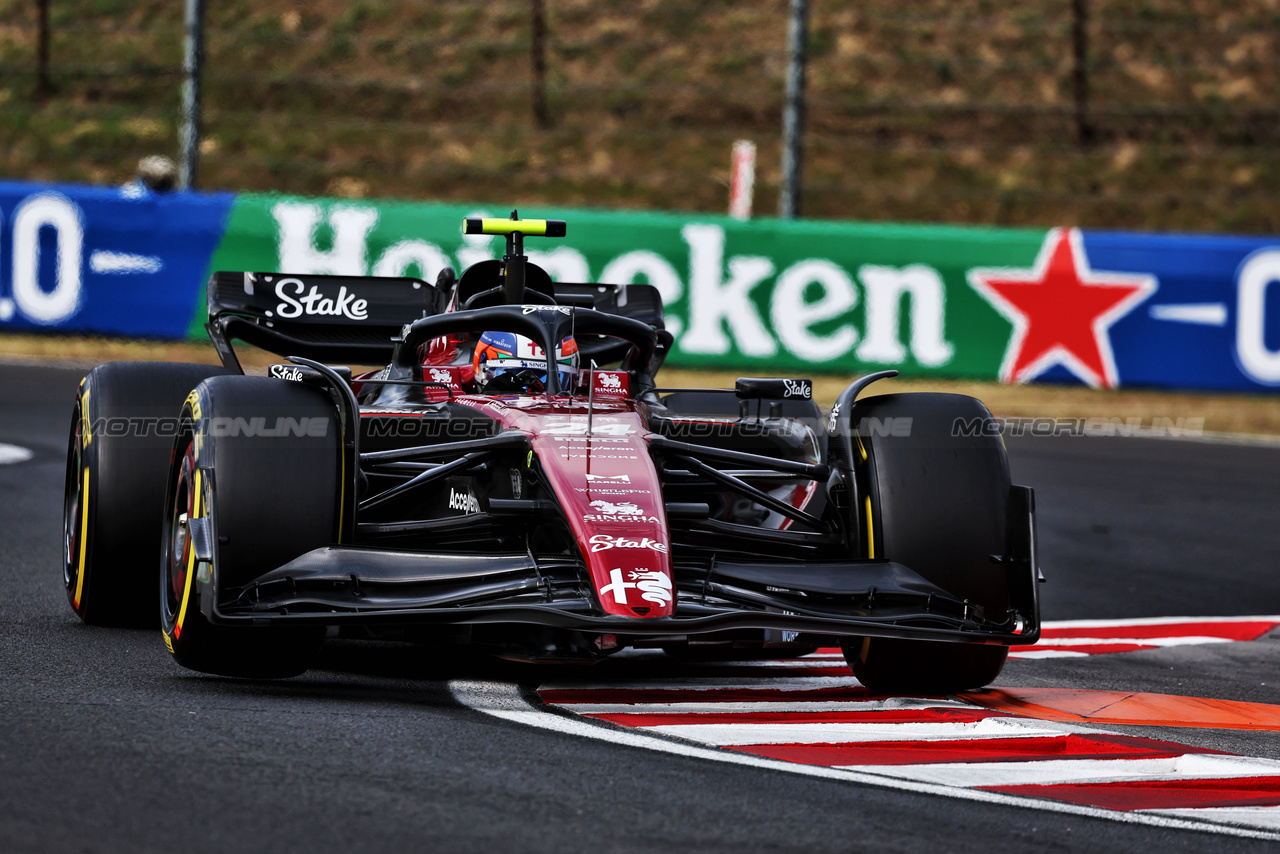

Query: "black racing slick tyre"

xmin=63 ymin=361 xmax=234 ymax=627
xmin=160 ymin=376 xmax=338 ymax=678
xmin=842 ymin=393 xmax=1012 ymax=693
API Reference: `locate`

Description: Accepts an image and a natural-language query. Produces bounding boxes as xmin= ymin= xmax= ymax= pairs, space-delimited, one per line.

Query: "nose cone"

xmin=529 ymin=412 xmax=673 ymax=618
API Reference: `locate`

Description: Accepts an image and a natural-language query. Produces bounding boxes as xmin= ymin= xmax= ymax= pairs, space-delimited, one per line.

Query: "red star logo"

xmin=968 ymin=229 xmax=1156 ymax=388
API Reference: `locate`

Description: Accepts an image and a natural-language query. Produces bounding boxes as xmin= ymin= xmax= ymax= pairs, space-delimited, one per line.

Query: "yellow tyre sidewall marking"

xmin=173 ymin=468 xmax=201 ymax=641
xmin=864 ymin=495 xmax=875 ymax=559
xmin=73 ymin=467 xmax=89 ymax=609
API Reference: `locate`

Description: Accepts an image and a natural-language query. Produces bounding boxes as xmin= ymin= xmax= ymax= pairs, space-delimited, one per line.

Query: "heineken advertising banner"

xmin=1 ymin=179 xmax=1278 ymax=392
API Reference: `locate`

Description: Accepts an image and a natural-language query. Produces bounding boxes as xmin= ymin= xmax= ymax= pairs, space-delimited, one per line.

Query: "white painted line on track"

xmin=555 ymin=698 xmax=981 ymax=714
xmin=537 ymin=675 xmax=863 ymax=691
xmin=637 ymin=717 xmax=1070 ymax=746
xmin=686 ymin=659 xmax=850 ymax=668
xmin=1026 ymin=635 xmax=1235 ymax=647
xmin=843 ymin=755 xmax=1280 ymax=788
xmin=1143 ymin=806 xmax=1280 ymax=832
xmin=448 ymin=679 xmax=1280 ymax=842
xmin=1040 ymin=615 xmax=1280 ymax=630
xmin=0 ymin=443 xmax=34 ymax=465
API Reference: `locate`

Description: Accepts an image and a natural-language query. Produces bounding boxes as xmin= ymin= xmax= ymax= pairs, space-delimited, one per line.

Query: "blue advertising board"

xmin=0 ymin=181 xmax=232 ymax=339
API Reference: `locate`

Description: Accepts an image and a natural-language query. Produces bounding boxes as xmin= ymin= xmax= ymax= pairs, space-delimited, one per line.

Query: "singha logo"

xmin=598 ymin=373 xmax=622 ymax=389
xmin=428 ymin=368 xmax=452 ymax=384
xmin=588 ymin=500 xmax=642 ymax=516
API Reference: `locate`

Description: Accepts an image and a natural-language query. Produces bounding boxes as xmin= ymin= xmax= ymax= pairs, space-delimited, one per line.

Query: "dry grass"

xmin=0 ymin=1 xmax=1277 ymax=231
xmin=5 ymin=332 xmax=1278 ymax=436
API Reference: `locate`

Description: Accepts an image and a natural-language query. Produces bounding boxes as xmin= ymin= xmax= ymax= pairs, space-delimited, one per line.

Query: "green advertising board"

xmin=197 ymin=193 xmax=1045 ymax=378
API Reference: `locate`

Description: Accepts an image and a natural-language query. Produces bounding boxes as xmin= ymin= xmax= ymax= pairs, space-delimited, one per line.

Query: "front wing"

xmin=202 ymin=487 xmax=1041 ymax=647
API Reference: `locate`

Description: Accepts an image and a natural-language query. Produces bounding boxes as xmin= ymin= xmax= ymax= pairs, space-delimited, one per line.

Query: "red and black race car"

xmin=63 ymin=215 xmax=1041 ymax=692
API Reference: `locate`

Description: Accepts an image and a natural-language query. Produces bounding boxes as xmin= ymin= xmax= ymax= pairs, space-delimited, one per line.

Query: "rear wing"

xmin=205 ymin=271 xmax=442 ymax=371
xmin=204 ymin=268 xmax=669 ymax=374
xmin=554 ymin=282 xmax=665 ymax=330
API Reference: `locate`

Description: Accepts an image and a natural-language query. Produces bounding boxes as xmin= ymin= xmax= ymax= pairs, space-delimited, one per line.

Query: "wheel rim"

xmin=163 ymin=439 xmax=197 ymax=627
xmin=63 ymin=407 xmax=84 ymax=594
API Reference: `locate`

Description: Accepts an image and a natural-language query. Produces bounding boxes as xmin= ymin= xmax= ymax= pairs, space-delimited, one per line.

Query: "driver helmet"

xmin=472 ymin=331 xmax=579 ymax=394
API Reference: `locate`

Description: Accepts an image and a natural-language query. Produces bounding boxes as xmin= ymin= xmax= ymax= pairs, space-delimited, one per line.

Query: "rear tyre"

xmin=160 ymin=376 xmax=336 ymax=678
xmin=63 ymin=361 xmax=234 ymax=627
xmin=843 ymin=393 xmax=1012 ymax=693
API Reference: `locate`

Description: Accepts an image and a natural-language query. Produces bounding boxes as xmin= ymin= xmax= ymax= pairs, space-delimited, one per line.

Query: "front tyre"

xmin=161 ymin=377 xmax=337 ymax=678
xmin=840 ymin=636 xmax=1008 ymax=695
xmin=843 ymin=393 xmax=1013 ymax=693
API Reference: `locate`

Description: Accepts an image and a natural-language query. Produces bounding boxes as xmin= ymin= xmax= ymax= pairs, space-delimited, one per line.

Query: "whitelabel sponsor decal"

xmin=588 ymin=534 xmax=667 ymax=553
xmin=600 ymin=568 xmax=673 ymax=607
xmin=585 ymin=473 xmax=630 ymax=483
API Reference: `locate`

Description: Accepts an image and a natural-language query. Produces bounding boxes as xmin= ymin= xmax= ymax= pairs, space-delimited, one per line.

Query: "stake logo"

xmin=274 ymin=278 xmax=369 ymax=321
xmin=588 ymin=534 xmax=667 ymax=553
xmin=783 ymin=378 xmax=812 ymax=399
xmin=269 ymin=364 xmax=305 ymax=382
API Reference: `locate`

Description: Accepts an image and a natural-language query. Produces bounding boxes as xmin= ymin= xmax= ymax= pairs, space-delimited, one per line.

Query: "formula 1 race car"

xmin=63 ymin=214 xmax=1041 ymax=692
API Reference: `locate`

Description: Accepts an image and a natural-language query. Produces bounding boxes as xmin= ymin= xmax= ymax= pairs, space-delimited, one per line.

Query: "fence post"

xmin=779 ymin=0 xmax=808 ymax=219
xmin=35 ymin=0 xmax=51 ymax=99
xmin=1072 ymin=0 xmax=1094 ymax=146
xmin=531 ymin=0 xmax=550 ymax=129
xmin=179 ymin=0 xmax=205 ymax=189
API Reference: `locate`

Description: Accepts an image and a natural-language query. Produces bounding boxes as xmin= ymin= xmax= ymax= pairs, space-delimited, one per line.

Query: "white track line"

xmin=1040 ymin=615 xmax=1280 ymax=630
xmin=448 ymin=679 xmax=1280 ymax=842
xmin=843 ymin=755 xmax=1280 ymax=788
xmin=538 ymin=675 xmax=863 ymax=691
xmin=1143 ymin=806 xmax=1280 ymax=832
xmin=555 ymin=698 xmax=981 ymax=714
xmin=1027 ymin=636 xmax=1235 ymax=647
xmin=637 ymin=717 xmax=1069 ymax=745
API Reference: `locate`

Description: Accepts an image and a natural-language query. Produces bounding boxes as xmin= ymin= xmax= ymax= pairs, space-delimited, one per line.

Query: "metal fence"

xmin=0 ymin=1 xmax=1276 ymax=233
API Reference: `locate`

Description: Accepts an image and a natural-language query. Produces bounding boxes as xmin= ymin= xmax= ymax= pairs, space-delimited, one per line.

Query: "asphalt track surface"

xmin=2 ymin=362 xmax=1279 ymax=853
